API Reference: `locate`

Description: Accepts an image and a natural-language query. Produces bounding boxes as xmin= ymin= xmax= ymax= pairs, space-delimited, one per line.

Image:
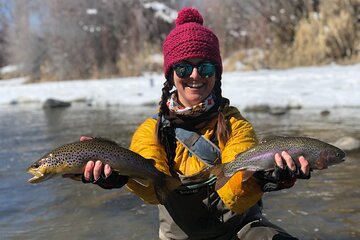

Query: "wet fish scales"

xmin=27 ymin=138 xmax=181 ymax=204
xmin=211 ymin=136 xmax=345 ymax=190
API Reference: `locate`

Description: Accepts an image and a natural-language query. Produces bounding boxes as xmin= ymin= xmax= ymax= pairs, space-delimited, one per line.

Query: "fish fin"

xmin=209 ymin=164 xmax=223 ymax=177
xmin=165 ymin=176 xmax=182 ymax=192
xmin=91 ymin=137 xmax=120 ymax=146
xmin=179 ymin=167 xmax=211 ymax=183
xmin=241 ymin=170 xmax=256 ymax=182
xmin=209 ymin=164 xmax=230 ymax=191
xmin=62 ymin=173 xmax=83 ymax=181
xmin=155 ymin=176 xmax=182 ymax=204
xmin=258 ymin=137 xmax=272 ymax=144
xmin=213 ymin=169 xmax=255 ymax=190
xmin=132 ymin=178 xmax=151 ymax=187
xmin=215 ymin=175 xmax=230 ymax=191
xmin=234 ymin=152 xmax=242 ymax=159
xmin=154 ymin=186 xmax=167 ymax=205
xmin=260 ymin=135 xmax=289 ymax=143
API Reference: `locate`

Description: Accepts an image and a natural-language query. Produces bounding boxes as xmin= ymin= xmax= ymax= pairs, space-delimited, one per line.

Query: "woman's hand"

xmin=83 ymin=160 xmax=113 ymax=182
xmin=79 ymin=136 xmax=128 ymax=189
xmin=254 ymin=151 xmax=311 ymax=192
xmin=79 ymin=136 xmax=112 ymax=182
xmin=275 ymin=151 xmax=310 ymax=178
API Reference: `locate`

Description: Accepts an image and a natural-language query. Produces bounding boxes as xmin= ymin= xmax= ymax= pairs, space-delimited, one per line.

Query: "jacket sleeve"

xmin=216 ymin=107 xmax=264 ymax=213
xmin=126 ymin=118 xmax=169 ymax=204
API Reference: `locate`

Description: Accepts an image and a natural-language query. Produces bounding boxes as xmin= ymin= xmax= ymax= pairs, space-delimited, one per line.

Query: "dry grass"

xmin=223 ymin=48 xmax=266 ymax=71
xmin=264 ymin=0 xmax=360 ymax=69
xmin=117 ymin=42 xmax=162 ymax=77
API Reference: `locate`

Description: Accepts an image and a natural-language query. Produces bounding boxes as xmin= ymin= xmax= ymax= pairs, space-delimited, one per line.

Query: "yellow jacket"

xmin=127 ymin=105 xmax=263 ymax=214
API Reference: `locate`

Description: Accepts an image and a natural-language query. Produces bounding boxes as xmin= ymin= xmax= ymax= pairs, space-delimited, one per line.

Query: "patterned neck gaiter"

xmin=167 ymin=91 xmax=216 ymax=117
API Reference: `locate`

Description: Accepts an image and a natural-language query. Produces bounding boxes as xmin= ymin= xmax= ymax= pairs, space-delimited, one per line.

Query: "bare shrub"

xmin=5 ymin=0 xmax=172 ymax=81
xmin=3 ymin=0 xmax=359 ymax=81
xmin=292 ymin=14 xmax=328 ymax=66
xmin=323 ymin=1 xmax=359 ymax=61
xmin=0 ymin=2 xmax=8 ymax=70
xmin=266 ymin=0 xmax=360 ymax=68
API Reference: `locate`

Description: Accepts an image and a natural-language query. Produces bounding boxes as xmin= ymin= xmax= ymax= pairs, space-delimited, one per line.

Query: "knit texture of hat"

xmin=162 ymin=8 xmax=222 ymax=79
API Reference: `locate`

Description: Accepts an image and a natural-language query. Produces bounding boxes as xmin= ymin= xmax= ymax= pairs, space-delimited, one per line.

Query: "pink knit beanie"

xmin=162 ymin=8 xmax=222 ymax=79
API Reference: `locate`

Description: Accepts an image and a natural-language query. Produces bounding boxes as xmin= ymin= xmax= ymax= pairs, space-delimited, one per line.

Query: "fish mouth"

xmin=27 ymin=168 xmax=55 ymax=184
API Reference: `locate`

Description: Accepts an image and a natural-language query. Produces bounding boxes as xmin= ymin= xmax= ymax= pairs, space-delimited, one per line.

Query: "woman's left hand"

xmin=254 ymin=151 xmax=311 ymax=192
xmin=275 ymin=151 xmax=310 ymax=178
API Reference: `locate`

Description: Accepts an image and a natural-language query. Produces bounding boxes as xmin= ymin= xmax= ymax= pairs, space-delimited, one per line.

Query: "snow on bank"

xmin=223 ymin=63 xmax=360 ymax=109
xmin=0 ymin=64 xmax=359 ymax=109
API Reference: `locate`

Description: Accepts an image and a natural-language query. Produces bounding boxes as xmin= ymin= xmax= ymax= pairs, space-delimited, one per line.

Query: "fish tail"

xmin=209 ymin=164 xmax=230 ymax=191
xmin=241 ymin=170 xmax=256 ymax=182
xmin=155 ymin=176 xmax=182 ymax=204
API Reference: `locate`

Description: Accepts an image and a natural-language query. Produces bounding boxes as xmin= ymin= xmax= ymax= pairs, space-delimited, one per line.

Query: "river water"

xmin=1 ymin=104 xmax=359 ymax=240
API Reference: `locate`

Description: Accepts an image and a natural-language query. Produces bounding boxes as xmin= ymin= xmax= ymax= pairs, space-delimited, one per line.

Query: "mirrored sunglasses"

xmin=172 ymin=62 xmax=216 ymax=79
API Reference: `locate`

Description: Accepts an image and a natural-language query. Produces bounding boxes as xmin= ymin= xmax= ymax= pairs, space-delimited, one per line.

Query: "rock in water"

xmin=333 ymin=136 xmax=360 ymax=151
xmin=43 ymin=98 xmax=71 ymax=108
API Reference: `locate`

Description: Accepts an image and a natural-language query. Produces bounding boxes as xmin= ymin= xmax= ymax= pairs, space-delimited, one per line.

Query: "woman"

xmin=82 ymin=8 xmax=310 ymax=239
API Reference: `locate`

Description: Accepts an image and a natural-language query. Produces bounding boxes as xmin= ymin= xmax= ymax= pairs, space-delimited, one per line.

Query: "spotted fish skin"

xmin=27 ymin=138 xmax=181 ymax=204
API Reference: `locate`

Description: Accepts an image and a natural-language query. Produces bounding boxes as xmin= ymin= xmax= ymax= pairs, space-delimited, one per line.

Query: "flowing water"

xmin=1 ymin=104 xmax=359 ymax=240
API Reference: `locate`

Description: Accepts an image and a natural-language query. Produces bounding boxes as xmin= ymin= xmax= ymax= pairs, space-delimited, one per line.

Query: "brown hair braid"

xmin=156 ymin=77 xmax=177 ymax=176
xmin=214 ymin=75 xmax=230 ymax=144
xmin=156 ymin=77 xmax=174 ymax=143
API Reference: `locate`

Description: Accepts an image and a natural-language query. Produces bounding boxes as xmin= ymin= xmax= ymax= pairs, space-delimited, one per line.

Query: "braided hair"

xmin=156 ymin=75 xmax=177 ymax=175
xmin=156 ymin=72 xmax=230 ymax=151
xmin=213 ymin=74 xmax=230 ymax=144
xmin=156 ymin=75 xmax=174 ymax=142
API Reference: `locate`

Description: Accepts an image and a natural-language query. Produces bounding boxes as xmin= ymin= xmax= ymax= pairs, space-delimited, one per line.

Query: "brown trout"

xmin=211 ymin=136 xmax=345 ymax=190
xmin=27 ymin=138 xmax=181 ymax=204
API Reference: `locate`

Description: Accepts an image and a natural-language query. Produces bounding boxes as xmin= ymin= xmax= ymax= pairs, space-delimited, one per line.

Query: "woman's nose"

xmin=189 ymin=67 xmax=200 ymax=79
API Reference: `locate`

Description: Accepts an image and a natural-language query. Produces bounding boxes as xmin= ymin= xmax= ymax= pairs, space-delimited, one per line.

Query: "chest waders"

xmin=157 ymin=124 xmax=262 ymax=240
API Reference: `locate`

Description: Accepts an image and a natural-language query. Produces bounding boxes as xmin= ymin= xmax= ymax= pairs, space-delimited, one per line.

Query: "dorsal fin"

xmin=259 ymin=135 xmax=288 ymax=144
xmin=91 ymin=137 xmax=119 ymax=146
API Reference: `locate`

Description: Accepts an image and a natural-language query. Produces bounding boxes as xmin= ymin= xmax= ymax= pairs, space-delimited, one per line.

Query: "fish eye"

xmin=32 ymin=162 xmax=41 ymax=168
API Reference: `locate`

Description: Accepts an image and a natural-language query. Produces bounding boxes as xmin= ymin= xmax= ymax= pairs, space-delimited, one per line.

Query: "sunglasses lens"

xmin=174 ymin=63 xmax=193 ymax=78
xmin=198 ymin=63 xmax=216 ymax=78
xmin=173 ymin=62 xmax=216 ymax=79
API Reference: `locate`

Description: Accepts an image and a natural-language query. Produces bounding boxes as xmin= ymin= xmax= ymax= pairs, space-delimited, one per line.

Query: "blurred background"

xmin=0 ymin=0 xmax=359 ymax=82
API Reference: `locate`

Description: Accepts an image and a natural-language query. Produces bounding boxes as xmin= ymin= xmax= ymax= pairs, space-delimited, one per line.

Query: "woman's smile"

xmin=184 ymin=82 xmax=205 ymax=88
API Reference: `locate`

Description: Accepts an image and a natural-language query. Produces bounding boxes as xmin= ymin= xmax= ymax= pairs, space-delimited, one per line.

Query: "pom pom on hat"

xmin=175 ymin=8 xmax=203 ymax=26
xmin=163 ymin=8 xmax=222 ymax=79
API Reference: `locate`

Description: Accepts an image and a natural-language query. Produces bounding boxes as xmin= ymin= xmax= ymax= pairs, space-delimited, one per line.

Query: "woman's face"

xmin=172 ymin=58 xmax=216 ymax=107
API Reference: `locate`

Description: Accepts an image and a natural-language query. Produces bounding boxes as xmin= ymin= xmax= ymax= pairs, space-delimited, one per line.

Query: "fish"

xmin=27 ymin=138 xmax=181 ymax=204
xmin=211 ymin=136 xmax=345 ymax=190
